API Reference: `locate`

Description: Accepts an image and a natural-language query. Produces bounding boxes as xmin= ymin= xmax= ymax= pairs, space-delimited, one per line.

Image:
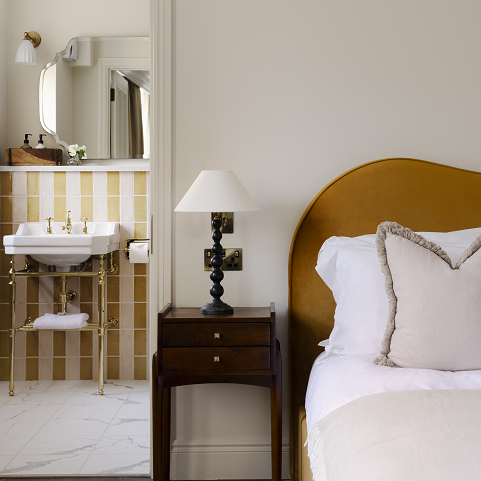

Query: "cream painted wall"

xmin=171 ymin=0 xmax=481 ymax=478
xmin=0 ymin=0 xmax=7 ymax=155
xmin=5 ymin=0 xmax=149 ymax=161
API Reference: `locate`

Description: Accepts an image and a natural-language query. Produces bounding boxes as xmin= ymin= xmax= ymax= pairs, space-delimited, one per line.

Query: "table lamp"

xmin=175 ymin=170 xmax=260 ymax=315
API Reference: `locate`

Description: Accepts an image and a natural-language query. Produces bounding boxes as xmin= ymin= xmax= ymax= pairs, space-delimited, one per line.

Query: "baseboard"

xmin=170 ymin=437 xmax=290 ymax=480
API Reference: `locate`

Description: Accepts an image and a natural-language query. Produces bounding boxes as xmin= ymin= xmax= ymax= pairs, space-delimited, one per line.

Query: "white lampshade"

xmin=175 ymin=170 xmax=260 ymax=212
xmin=15 ymin=39 xmax=37 ymax=65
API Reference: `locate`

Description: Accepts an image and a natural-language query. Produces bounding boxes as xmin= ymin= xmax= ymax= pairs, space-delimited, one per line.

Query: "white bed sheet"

xmin=305 ymin=352 xmax=481 ymax=433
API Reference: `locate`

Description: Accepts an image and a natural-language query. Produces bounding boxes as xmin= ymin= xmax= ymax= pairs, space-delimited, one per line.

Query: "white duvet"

xmin=305 ymin=353 xmax=481 ymax=434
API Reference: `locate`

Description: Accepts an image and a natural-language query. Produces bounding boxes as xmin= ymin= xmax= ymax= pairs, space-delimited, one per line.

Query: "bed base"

xmin=299 ymin=406 xmax=314 ymax=481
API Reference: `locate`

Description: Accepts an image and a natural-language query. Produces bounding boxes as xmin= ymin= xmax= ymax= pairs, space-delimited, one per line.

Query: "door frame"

xmin=149 ymin=0 xmax=172 ymax=471
xmin=98 ymin=57 xmax=150 ymax=158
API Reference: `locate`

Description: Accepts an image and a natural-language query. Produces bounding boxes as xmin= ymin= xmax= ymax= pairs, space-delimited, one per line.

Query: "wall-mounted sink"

xmin=3 ymin=222 xmax=120 ymax=272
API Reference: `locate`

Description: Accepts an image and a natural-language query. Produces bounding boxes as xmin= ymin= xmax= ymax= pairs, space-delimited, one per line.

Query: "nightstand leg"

xmin=163 ymin=386 xmax=172 ymax=480
xmin=271 ymin=340 xmax=282 ymax=481
xmin=152 ymin=354 xmax=171 ymax=481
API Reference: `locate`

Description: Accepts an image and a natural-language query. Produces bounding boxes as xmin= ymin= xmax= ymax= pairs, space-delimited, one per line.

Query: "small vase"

xmin=67 ymin=153 xmax=81 ymax=166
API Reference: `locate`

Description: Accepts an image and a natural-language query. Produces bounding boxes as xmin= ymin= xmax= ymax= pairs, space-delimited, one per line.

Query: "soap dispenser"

xmin=21 ymin=134 xmax=33 ymax=149
xmin=34 ymin=134 xmax=46 ymax=149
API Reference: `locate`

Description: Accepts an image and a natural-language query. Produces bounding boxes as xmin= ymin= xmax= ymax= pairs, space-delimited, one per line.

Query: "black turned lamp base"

xmin=200 ymin=298 xmax=234 ymax=315
xmin=200 ymin=213 xmax=233 ymax=316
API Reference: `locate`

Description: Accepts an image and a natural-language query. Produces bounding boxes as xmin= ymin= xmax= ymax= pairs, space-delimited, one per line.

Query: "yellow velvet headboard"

xmin=288 ymin=158 xmax=481 ymax=480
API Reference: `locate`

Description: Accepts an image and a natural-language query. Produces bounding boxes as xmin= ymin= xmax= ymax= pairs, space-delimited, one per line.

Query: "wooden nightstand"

xmin=152 ymin=303 xmax=281 ymax=481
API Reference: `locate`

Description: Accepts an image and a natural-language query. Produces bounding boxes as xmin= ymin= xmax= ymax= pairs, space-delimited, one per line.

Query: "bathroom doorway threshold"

xmin=0 ymin=478 xmax=149 ymax=481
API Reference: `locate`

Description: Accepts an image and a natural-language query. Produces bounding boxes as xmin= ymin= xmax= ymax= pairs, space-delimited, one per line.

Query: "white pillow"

xmin=316 ymin=227 xmax=481 ymax=356
xmin=374 ymin=222 xmax=481 ymax=370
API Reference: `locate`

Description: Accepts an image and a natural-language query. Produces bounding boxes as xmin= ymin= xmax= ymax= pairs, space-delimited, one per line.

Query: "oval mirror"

xmin=39 ymin=36 xmax=150 ymax=160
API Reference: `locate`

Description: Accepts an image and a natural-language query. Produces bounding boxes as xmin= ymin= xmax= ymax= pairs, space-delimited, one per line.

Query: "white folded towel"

xmin=33 ymin=313 xmax=89 ymax=330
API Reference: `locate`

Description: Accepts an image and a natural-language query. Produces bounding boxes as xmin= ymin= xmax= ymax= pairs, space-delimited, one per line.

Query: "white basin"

xmin=3 ymin=222 xmax=120 ymax=272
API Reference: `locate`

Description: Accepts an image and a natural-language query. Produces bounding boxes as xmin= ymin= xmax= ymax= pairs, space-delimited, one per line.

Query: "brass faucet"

xmin=45 ymin=217 xmax=53 ymax=234
xmin=81 ymin=217 xmax=91 ymax=234
xmin=61 ymin=210 xmax=72 ymax=234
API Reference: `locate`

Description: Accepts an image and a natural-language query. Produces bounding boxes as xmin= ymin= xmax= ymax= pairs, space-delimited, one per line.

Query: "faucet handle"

xmin=45 ymin=217 xmax=53 ymax=234
xmin=81 ymin=217 xmax=91 ymax=234
xmin=66 ymin=210 xmax=72 ymax=222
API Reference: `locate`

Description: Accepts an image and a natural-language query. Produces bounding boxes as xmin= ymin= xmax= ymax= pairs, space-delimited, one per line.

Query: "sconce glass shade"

xmin=15 ymin=39 xmax=37 ymax=65
xmin=175 ymin=170 xmax=260 ymax=213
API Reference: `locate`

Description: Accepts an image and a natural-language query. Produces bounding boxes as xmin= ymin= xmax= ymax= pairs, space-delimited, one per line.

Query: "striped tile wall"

xmin=0 ymin=171 xmax=150 ymax=382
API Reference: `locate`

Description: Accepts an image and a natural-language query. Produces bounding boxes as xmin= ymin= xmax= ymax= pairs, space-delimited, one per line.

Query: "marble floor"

xmin=0 ymin=380 xmax=150 ymax=477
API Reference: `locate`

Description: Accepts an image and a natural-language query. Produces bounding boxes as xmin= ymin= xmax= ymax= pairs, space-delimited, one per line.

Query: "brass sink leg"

xmin=98 ymin=254 xmax=106 ymax=395
xmin=9 ymin=256 xmax=16 ymax=396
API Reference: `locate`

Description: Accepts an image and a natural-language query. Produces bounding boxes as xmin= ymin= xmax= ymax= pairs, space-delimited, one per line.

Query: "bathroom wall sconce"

xmin=15 ymin=31 xmax=41 ymax=66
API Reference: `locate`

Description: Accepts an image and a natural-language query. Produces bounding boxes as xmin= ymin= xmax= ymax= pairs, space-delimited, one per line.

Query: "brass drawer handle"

xmin=214 ymin=332 xmax=220 ymax=339
xmin=214 ymin=356 xmax=220 ymax=362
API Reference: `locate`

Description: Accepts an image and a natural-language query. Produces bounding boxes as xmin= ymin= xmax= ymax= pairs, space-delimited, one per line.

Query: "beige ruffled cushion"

xmin=374 ymin=221 xmax=481 ymax=370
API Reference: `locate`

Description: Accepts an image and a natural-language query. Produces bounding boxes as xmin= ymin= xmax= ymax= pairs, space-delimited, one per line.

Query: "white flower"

xmin=67 ymin=143 xmax=87 ymax=159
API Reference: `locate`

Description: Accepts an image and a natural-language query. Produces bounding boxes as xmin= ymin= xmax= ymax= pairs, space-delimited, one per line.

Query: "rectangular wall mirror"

xmin=39 ymin=36 xmax=150 ymax=160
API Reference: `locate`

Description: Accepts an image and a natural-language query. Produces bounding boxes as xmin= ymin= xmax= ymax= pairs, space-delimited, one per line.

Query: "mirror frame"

xmin=38 ymin=37 xmax=77 ymax=151
xmin=39 ymin=37 xmax=150 ymax=159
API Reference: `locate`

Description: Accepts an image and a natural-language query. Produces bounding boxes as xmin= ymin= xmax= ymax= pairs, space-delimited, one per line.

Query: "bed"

xmin=288 ymin=158 xmax=481 ymax=481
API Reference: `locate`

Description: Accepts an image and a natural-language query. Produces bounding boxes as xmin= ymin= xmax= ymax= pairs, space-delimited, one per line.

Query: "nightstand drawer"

xmin=163 ymin=322 xmax=270 ymax=347
xmin=163 ymin=347 xmax=270 ymax=370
